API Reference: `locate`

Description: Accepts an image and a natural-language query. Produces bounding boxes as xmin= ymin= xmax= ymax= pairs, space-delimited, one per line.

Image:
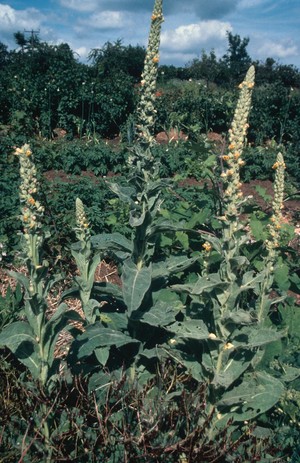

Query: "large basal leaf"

xmin=170 ymin=319 xmax=210 ymax=340
xmin=233 ymin=326 xmax=285 ymax=349
xmin=152 ymin=255 xmax=198 ymax=280
xmin=8 ymin=270 xmax=30 ymax=290
xmin=0 ymin=321 xmax=40 ymax=378
xmin=91 ymin=281 xmax=124 ymax=303
xmin=239 ymin=270 xmax=265 ymax=293
xmin=132 ymin=300 xmax=177 ymax=328
xmin=109 ymin=182 xmax=135 ymax=204
xmin=94 ymin=346 xmax=110 ymax=366
xmin=90 ymin=233 xmax=132 ymax=254
xmin=122 ymin=259 xmax=152 ymax=314
xmin=172 ymin=273 xmax=228 ymax=295
xmin=98 ymin=312 xmax=128 ymax=331
xmin=217 ymin=371 xmax=284 ymax=422
xmin=77 ymin=323 xmax=140 ymax=358
xmin=146 ymin=219 xmax=186 ymax=239
xmin=212 ymin=349 xmax=256 ymax=389
xmin=43 ymin=304 xmax=81 ymax=365
xmin=222 ymin=309 xmax=255 ymax=326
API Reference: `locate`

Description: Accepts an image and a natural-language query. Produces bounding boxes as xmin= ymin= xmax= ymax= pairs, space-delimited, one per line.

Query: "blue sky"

xmin=0 ymin=0 xmax=299 ymax=69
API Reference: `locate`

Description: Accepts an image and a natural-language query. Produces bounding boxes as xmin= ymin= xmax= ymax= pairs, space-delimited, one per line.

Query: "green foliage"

xmin=0 ymin=1 xmax=300 ymax=460
xmin=88 ymin=40 xmax=146 ymax=82
xmin=33 ymin=138 xmax=128 ymax=175
xmin=155 ymin=81 xmax=237 ymax=135
xmin=42 ymin=175 xmax=114 ymax=255
xmin=221 ymin=32 xmax=252 ymax=84
xmin=0 ymin=282 xmax=23 ymax=329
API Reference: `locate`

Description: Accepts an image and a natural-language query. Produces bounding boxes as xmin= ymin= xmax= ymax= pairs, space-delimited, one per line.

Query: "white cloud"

xmin=258 ymin=40 xmax=298 ymax=59
xmin=74 ymin=46 xmax=90 ymax=60
xmin=237 ymin=0 xmax=266 ymax=9
xmin=161 ymin=21 xmax=232 ymax=53
xmin=58 ymin=0 xmax=99 ymax=12
xmin=78 ymin=11 xmax=129 ymax=30
xmin=0 ymin=4 xmax=44 ymax=32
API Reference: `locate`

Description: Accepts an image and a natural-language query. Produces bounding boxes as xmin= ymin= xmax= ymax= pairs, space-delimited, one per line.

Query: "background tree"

xmin=13 ymin=31 xmax=27 ymax=52
xmin=221 ymin=32 xmax=252 ymax=84
xmin=0 ymin=42 xmax=9 ymax=68
xmin=88 ymin=40 xmax=145 ymax=82
xmin=186 ymin=49 xmax=219 ymax=85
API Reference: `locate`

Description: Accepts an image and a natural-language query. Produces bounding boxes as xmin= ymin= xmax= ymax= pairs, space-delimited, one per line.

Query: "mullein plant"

xmin=208 ymin=65 xmax=258 ymax=337
xmin=128 ymin=0 xmax=164 ymax=181
xmin=93 ymin=0 xmax=193 ymax=316
xmin=69 ymin=0 xmax=197 ymax=385
xmin=0 ymin=144 xmax=78 ymax=461
xmin=257 ymin=152 xmax=286 ymax=322
xmin=171 ymin=66 xmax=285 ymax=436
xmin=69 ymin=198 xmax=101 ymax=323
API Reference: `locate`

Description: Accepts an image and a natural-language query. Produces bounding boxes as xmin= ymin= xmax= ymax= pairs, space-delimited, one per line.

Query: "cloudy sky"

xmin=0 ymin=0 xmax=299 ymax=69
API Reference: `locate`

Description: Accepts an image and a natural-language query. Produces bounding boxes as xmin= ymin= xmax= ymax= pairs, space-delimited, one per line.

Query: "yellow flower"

xmin=25 ymin=149 xmax=32 ymax=157
xmin=234 ymin=151 xmax=241 ymax=159
xmin=222 ymin=155 xmax=230 ymax=161
xmin=224 ymin=342 xmax=234 ymax=350
xmin=152 ymin=56 xmax=159 ymax=63
xmin=27 ymin=197 xmax=35 ymax=205
xmin=228 ymin=143 xmax=235 ymax=150
xmin=202 ymin=241 xmax=212 ymax=252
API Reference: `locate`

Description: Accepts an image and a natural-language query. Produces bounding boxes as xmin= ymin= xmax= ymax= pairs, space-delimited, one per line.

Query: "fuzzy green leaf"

xmin=94 ymin=346 xmax=110 ymax=366
xmin=90 ymin=233 xmax=132 ymax=254
xmin=0 ymin=321 xmax=39 ymax=377
xmin=233 ymin=326 xmax=285 ymax=349
xmin=192 ymin=273 xmax=228 ymax=295
xmin=43 ymin=305 xmax=82 ymax=368
xmin=213 ymin=349 xmax=257 ymax=388
xmin=122 ymin=259 xmax=152 ymax=314
xmin=217 ymin=371 xmax=284 ymax=421
xmin=77 ymin=324 xmax=140 ymax=358
xmin=132 ymin=301 xmax=176 ymax=327
xmin=152 ymin=255 xmax=197 ymax=280
xmin=109 ymin=182 xmax=135 ymax=204
xmin=170 ymin=319 xmax=210 ymax=340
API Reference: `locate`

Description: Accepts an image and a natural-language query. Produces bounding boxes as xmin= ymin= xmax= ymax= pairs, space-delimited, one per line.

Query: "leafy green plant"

xmin=1 ymin=1 xmax=299 ymax=460
xmin=0 ymin=282 xmax=23 ymax=330
xmin=0 ymin=144 xmax=80 ymax=462
xmin=67 ymin=198 xmax=101 ymax=324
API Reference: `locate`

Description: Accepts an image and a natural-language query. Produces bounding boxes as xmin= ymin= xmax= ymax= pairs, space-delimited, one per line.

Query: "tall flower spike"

xmin=15 ymin=144 xmax=44 ymax=263
xmin=266 ymin=152 xmax=286 ymax=256
xmin=75 ymin=197 xmax=90 ymax=242
xmin=135 ymin=0 xmax=164 ymax=147
xmin=222 ymin=65 xmax=255 ymax=219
